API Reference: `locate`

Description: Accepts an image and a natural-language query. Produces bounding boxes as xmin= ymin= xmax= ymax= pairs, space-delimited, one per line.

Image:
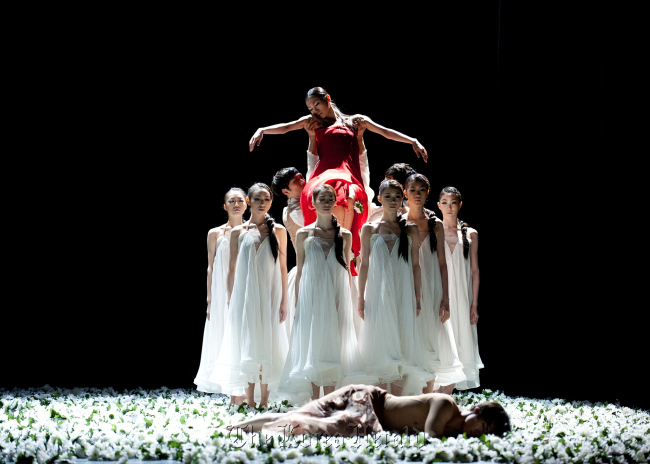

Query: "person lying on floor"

xmin=224 ymin=384 xmax=510 ymax=438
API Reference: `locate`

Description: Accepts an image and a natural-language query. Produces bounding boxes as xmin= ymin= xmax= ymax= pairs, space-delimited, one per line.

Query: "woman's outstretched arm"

xmin=351 ymin=114 xmax=428 ymax=162
xmin=249 ymin=115 xmax=312 ymax=151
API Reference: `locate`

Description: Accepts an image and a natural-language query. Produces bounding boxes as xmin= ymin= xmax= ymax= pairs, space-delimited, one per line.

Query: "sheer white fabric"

xmin=283 ymin=199 xmax=304 ymax=341
xmin=418 ymin=233 xmax=466 ymax=389
xmin=306 ymin=150 xmax=318 ymax=181
xmin=209 ymin=230 xmax=289 ymax=396
xmin=194 ymin=236 xmax=230 ymax=393
xmin=278 ymin=236 xmax=377 ymax=404
xmin=445 ymin=230 xmax=483 ymax=390
xmin=358 ymin=150 xmax=375 ymax=202
xmin=358 ymin=234 xmax=434 ymax=393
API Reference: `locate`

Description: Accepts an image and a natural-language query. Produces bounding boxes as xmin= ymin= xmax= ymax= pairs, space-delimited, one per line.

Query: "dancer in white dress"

xmin=278 ymin=185 xmax=377 ymax=404
xmin=404 ymin=175 xmax=466 ymax=393
xmin=209 ymin=183 xmax=289 ymax=407
xmin=272 ymin=167 xmax=307 ymax=341
xmin=437 ymin=186 xmax=483 ymax=390
xmin=357 ymin=180 xmax=435 ymax=396
xmin=194 ymin=188 xmax=248 ymax=393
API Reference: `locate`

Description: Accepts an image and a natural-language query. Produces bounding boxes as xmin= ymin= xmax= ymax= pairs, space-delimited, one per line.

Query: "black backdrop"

xmin=7 ymin=4 xmax=644 ymax=410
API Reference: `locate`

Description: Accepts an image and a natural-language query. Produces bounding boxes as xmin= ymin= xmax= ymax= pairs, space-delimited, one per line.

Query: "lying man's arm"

xmin=424 ymin=397 xmax=456 ymax=439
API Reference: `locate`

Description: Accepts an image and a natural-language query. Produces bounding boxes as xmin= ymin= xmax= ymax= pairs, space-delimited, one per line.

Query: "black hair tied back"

xmin=265 ymin=213 xmax=279 ymax=261
xmin=331 ymin=215 xmax=347 ymax=270
xmin=396 ymin=213 xmax=410 ymax=262
xmin=424 ymin=208 xmax=438 ymax=251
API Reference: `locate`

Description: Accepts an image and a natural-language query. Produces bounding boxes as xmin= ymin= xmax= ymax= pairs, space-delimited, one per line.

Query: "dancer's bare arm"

xmin=357 ymin=224 xmax=375 ymax=320
xmin=275 ymin=225 xmax=289 ymax=323
xmin=226 ymin=227 xmax=242 ymax=305
xmin=407 ymin=224 xmax=422 ymax=316
xmin=206 ymin=228 xmax=221 ymax=320
xmin=434 ymin=221 xmax=450 ymax=323
xmin=349 ymin=114 xmax=427 ymax=162
xmin=468 ymin=228 xmax=479 ymax=325
xmin=294 ymin=229 xmax=308 ymax=305
xmin=249 ymin=116 xmax=312 ymax=151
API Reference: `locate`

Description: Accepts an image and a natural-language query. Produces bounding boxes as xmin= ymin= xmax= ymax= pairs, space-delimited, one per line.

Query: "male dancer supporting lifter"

xmin=225 ymin=384 xmax=510 ymax=438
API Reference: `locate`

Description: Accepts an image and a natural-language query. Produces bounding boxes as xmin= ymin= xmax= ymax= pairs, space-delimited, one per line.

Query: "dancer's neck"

xmin=226 ymin=216 xmax=243 ymax=228
xmin=248 ymin=212 xmax=267 ymax=227
xmin=407 ymin=204 xmax=427 ymax=221
xmin=315 ymin=214 xmax=335 ymax=232
xmin=442 ymin=216 xmax=459 ymax=229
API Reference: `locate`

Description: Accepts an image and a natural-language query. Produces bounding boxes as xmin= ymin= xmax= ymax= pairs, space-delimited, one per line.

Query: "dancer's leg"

xmin=245 ymin=383 xmax=255 ymax=407
xmin=442 ymin=384 xmax=455 ymax=394
xmin=260 ymin=383 xmax=270 ymax=408
xmin=231 ymin=395 xmax=244 ymax=406
xmin=311 ymin=383 xmax=320 ymax=401
xmin=423 ymin=379 xmax=435 ymax=394
xmin=391 ymin=383 xmax=403 ymax=396
xmin=323 ymin=385 xmax=335 ymax=396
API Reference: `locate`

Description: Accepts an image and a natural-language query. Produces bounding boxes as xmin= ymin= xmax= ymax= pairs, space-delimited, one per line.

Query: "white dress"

xmin=194 ymin=234 xmax=230 ymax=393
xmin=209 ymin=228 xmax=289 ymax=395
xmin=358 ymin=233 xmax=435 ymax=394
xmin=283 ymin=197 xmax=304 ymax=341
xmin=445 ymin=230 xmax=483 ymax=389
xmin=418 ymin=232 xmax=466 ymax=389
xmin=278 ymin=235 xmax=377 ymax=404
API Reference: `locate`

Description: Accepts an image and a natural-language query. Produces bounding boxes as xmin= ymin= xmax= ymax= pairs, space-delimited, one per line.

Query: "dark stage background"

xmin=6 ymin=5 xmax=644 ymax=409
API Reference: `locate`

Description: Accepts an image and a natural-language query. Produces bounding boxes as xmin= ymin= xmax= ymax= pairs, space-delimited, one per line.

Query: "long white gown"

xmin=194 ymin=235 xmax=230 ymax=393
xmin=358 ymin=233 xmax=435 ymax=394
xmin=444 ymin=230 xmax=483 ymax=390
xmin=283 ymin=197 xmax=303 ymax=341
xmin=209 ymin=229 xmax=289 ymax=396
xmin=418 ymin=232 xmax=466 ymax=389
xmin=278 ymin=236 xmax=377 ymax=404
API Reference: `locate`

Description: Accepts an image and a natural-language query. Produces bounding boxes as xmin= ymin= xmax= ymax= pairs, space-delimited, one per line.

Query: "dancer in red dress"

xmin=249 ymin=87 xmax=428 ymax=274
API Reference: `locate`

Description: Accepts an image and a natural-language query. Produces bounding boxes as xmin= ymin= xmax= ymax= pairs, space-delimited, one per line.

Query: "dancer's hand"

xmin=416 ymin=304 xmax=421 ymax=317
xmin=206 ymin=298 xmax=211 ymax=321
xmin=470 ymin=304 xmax=479 ymax=325
xmin=304 ymin=117 xmax=319 ymax=137
xmin=351 ymin=116 xmax=367 ymax=137
xmin=279 ymin=301 xmax=287 ymax=323
xmin=358 ymin=300 xmax=365 ymax=320
xmin=249 ymin=128 xmax=264 ymax=151
xmin=412 ymin=139 xmax=428 ymax=162
xmin=439 ymin=298 xmax=450 ymax=323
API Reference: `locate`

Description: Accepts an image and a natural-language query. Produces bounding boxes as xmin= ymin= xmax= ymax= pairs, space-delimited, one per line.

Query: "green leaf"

xmin=180 ymin=416 xmax=186 ymax=425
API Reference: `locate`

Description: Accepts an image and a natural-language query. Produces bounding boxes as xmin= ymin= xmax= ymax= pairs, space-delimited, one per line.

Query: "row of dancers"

xmin=194 ymin=87 xmax=481 ymax=408
xmin=194 ymin=165 xmax=482 ymax=408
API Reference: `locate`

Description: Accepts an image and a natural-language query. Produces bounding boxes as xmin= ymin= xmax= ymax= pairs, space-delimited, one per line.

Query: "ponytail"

xmin=459 ymin=220 xmax=469 ymax=259
xmin=424 ymin=208 xmax=438 ymax=251
xmin=265 ymin=213 xmax=279 ymax=261
xmin=331 ymin=216 xmax=347 ymax=270
xmin=397 ymin=213 xmax=410 ymax=262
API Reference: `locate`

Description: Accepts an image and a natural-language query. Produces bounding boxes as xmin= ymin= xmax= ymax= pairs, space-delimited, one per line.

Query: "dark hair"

xmin=247 ymin=183 xmax=279 ymax=261
xmin=475 ymin=402 xmax=511 ymax=437
xmin=439 ymin=186 xmax=469 ymax=259
xmin=271 ymin=167 xmax=300 ymax=198
xmin=378 ymin=179 xmax=409 ymax=262
xmin=405 ymin=174 xmax=437 ymax=251
xmin=384 ymin=163 xmax=417 ymax=189
xmin=305 ymin=87 xmax=353 ymax=129
xmin=312 ymin=184 xmax=347 ymax=270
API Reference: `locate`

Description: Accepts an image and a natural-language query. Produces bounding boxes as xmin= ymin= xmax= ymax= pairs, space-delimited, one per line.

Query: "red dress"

xmin=300 ymin=124 xmax=369 ymax=275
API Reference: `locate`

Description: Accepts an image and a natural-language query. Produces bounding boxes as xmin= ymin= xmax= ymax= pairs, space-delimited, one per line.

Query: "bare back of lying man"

xmin=226 ymin=385 xmax=510 ymax=439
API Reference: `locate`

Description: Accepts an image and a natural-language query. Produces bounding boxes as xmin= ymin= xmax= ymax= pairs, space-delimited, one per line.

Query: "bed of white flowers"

xmin=1 ymin=386 xmax=648 ymax=464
